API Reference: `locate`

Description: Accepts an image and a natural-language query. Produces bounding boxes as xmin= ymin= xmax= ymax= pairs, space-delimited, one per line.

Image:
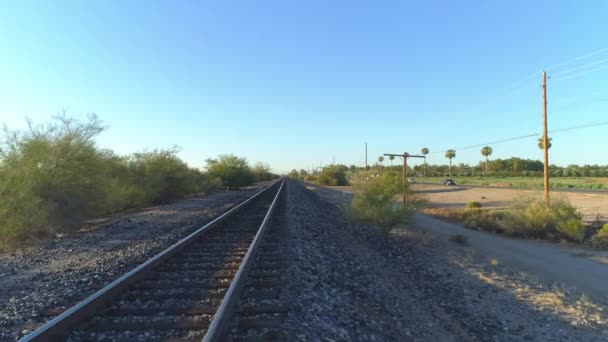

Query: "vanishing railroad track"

xmin=21 ymin=179 xmax=287 ymax=342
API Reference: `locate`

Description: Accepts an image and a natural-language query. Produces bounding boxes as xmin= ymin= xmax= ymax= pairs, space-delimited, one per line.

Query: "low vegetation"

xmin=315 ymin=165 xmax=349 ymax=186
xmin=424 ymin=197 xmax=601 ymax=246
xmin=350 ymin=172 xmax=417 ymax=235
xmin=591 ymin=224 xmax=608 ymax=248
xmin=466 ymin=201 xmax=483 ymax=209
xmin=503 ymin=198 xmax=585 ymax=241
xmin=0 ymin=114 xmax=275 ymax=251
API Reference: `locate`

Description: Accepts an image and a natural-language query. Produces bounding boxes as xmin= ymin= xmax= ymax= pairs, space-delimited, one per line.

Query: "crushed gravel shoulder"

xmin=285 ymin=181 xmax=608 ymax=341
xmin=0 ymin=183 xmax=270 ymax=341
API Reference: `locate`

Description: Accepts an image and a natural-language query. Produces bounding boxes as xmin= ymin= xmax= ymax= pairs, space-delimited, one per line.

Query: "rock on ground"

xmin=0 ymin=185 xmax=265 ymax=341
xmin=281 ymin=181 xmax=608 ymax=341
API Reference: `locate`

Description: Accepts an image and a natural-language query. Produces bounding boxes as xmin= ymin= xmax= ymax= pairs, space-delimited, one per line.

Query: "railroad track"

xmin=20 ymin=179 xmax=286 ymax=342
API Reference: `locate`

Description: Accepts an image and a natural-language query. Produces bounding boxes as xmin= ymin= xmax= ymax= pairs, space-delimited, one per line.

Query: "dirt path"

xmin=414 ymin=214 xmax=608 ymax=301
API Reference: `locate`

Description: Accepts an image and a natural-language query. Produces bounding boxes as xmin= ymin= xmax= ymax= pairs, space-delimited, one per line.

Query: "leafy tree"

xmin=445 ymin=149 xmax=456 ymax=178
xmin=127 ymin=147 xmax=199 ymax=203
xmin=481 ymin=146 xmax=493 ymax=177
xmin=0 ymin=114 xmax=108 ymax=246
xmin=421 ymin=147 xmax=429 ymax=176
xmin=206 ymin=154 xmax=254 ymax=189
xmin=252 ymin=161 xmax=275 ymax=181
xmin=538 ymin=137 xmax=552 ymax=150
xmin=388 ymin=155 xmax=395 ymax=167
xmin=287 ymin=169 xmax=300 ymax=180
xmin=316 ymin=165 xmax=349 ymax=186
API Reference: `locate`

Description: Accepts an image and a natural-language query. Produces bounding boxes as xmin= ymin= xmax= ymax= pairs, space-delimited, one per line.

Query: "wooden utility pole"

xmin=542 ymin=71 xmax=550 ymax=207
xmin=365 ymin=142 xmax=368 ymax=180
xmin=384 ymin=152 xmax=425 ymax=206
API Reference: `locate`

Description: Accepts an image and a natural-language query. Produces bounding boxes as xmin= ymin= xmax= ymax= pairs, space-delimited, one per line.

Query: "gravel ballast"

xmin=4 ymin=179 xmax=608 ymax=341
xmin=282 ymin=181 xmax=608 ymax=341
xmin=0 ymin=185 xmax=266 ymax=341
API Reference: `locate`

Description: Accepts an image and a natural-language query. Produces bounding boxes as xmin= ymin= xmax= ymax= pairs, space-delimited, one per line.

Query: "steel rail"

xmin=20 ymin=180 xmax=282 ymax=342
xmin=202 ymin=178 xmax=285 ymax=342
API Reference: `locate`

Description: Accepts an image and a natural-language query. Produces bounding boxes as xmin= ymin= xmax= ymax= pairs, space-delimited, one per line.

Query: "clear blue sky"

xmin=1 ymin=1 xmax=607 ymax=173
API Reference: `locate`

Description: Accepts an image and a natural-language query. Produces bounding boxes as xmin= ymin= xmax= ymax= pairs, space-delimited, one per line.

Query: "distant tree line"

xmin=288 ymin=164 xmax=349 ymax=186
xmin=351 ymin=157 xmax=608 ymax=178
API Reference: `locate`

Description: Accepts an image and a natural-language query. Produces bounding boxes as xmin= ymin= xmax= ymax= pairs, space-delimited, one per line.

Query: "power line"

xmin=548 ymin=65 xmax=608 ymax=84
xmin=549 ymin=57 xmax=608 ymax=78
xmin=427 ymin=120 xmax=608 ymax=155
xmin=550 ymin=121 xmax=608 ymax=134
xmin=545 ymin=47 xmax=608 ymax=72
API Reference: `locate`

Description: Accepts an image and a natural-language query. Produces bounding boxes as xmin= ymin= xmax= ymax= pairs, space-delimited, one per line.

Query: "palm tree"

xmin=389 ymin=155 xmax=395 ymax=168
xmin=481 ymin=146 xmax=493 ymax=177
xmin=421 ymin=147 xmax=429 ymax=176
xmin=378 ymin=156 xmax=384 ymax=172
xmin=445 ymin=149 xmax=456 ymax=178
xmin=537 ymin=137 xmax=552 ymax=150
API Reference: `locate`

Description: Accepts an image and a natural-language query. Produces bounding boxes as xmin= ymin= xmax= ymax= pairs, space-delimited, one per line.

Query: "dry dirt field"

xmin=412 ymin=184 xmax=608 ymax=221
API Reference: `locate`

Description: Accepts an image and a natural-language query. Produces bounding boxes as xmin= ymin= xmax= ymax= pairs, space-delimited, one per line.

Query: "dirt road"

xmin=413 ymin=183 xmax=608 ymax=221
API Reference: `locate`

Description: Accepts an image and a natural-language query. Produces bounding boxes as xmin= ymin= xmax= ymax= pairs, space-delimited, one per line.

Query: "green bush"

xmin=503 ymin=197 xmax=584 ymax=241
xmin=351 ymin=173 xmax=415 ymax=235
xmin=463 ymin=209 xmax=504 ymax=232
xmin=206 ymin=154 xmax=255 ymax=189
xmin=287 ymin=169 xmax=300 ymax=180
xmin=0 ymin=115 xmax=260 ymax=251
xmin=466 ymin=201 xmax=483 ymax=209
xmin=592 ymin=225 xmax=608 ymax=248
xmin=316 ymin=165 xmax=349 ymax=186
xmin=0 ymin=114 xmax=109 ymax=247
xmin=252 ymin=162 xmax=276 ymax=181
xmin=128 ymin=148 xmax=200 ymax=203
xmin=558 ymin=219 xmax=585 ymax=242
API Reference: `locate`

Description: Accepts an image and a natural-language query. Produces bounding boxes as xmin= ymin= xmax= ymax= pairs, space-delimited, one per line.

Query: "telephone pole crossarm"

xmin=383 ymin=152 xmax=426 ymax=206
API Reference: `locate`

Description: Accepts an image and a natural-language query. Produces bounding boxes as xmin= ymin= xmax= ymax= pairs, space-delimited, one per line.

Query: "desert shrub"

xmin=463 ymin=209 xmax=504 ymax=232
xmin=0 ymin=115 xmax=248 ymax=251
xmin=206 ymin=154 xmax=254 ymax=189
xmin=558 ymin=219 xmax=585 ymax=242
xmin=466 ymin=201 xmax=483 ymax=209
xmin=304 ymin=175 xmax=317 ymax=182
xmin=128 ymin=148 xmax=200 ymax=203
xmin=252 ymin=162 xmax=276 ymax=181
xmin=351 ymin=173 xmax=415 ymax=235
xmin=592 ymin=225 xmax=608 ymax=248
xmin=0 ymin=114 xmax=109 ymax=248
xmin=287 ymin=169 xmax=300 ymax=180
xmin=316 ymin=165 xmax=349 ymax=186
xmin=503 ymin=197 xmax=584 ymax=240
xmin=199 ymin=175 xmax=223 ymax=194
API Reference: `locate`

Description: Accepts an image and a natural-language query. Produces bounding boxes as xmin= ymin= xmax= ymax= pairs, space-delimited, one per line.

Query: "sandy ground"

xmin=412 ymin=184 xmax=608 ymax=221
